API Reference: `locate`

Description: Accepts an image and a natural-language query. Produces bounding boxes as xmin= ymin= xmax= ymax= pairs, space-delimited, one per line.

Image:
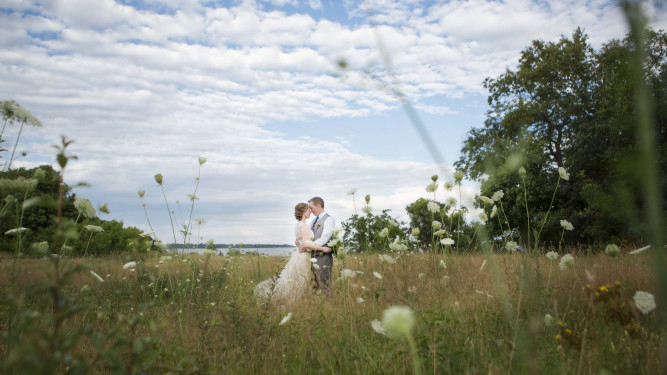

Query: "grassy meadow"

xmin=0 ymin=248 xmax=660 ymax=374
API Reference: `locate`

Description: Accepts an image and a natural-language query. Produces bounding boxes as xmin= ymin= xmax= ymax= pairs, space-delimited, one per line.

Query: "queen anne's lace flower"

xmin=432 ymin=221 xmax=442 ymax=229
xmin=440 ymin=238 xmax=455 ymax=246
xmin=371 ymin=319 xmax=386 ymax=335
xmin=544 ymin=314 xmax=554 ymax=327
xmin=427 ymin=201 xmax=440 ymax=213
xmin=505 ymin=241 xmax=518 ymax=252
xmin=559 ymin=254 xmax=574 ymax=270
xmin=492 ymin=190 xmax=504 ymax=201
xmin=633 ymin=291 xmax=656 ymax=315
xmin=279 ymin=312 xmax=292 ymax=325
xmin=479 ymin=196 xmax=494 ymax=205
xmin=560 ymin=220 xmax=574 ymax=231
xmin=558 ymin=167 xmax=570 ymax=181
xmin=546 ymin=251 xmax=558 ymax=260
xmin=382 ymin=306 xmax=415 ymax=339
xmin=605 ymin=244 xmax=621 ymax=257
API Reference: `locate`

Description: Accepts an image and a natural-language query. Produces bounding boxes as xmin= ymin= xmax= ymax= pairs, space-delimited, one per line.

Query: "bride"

xmin=254 ymin=203 xmax=331 ymax=304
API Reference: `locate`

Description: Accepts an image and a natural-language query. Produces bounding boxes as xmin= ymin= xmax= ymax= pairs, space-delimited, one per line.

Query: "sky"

xmin=1 ymin=0 xmax=665 ymax=245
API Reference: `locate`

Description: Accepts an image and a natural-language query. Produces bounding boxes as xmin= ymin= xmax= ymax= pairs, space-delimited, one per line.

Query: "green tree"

xmin=456 ymin=28 xmax=667 ymax=248
xmin=341 ymin=210 xmax=407 ymax=253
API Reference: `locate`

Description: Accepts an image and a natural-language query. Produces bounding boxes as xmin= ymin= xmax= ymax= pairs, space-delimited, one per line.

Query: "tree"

xmin=456 ymin=28 xmax=667 ymax=248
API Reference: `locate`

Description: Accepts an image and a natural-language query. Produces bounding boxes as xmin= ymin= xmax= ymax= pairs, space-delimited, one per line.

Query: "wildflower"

xmin=447 ymin=197 xmax=457 ymax=207
xmin=425 ymin=182 xmax=438 ymax=193
xmin=546 ymin=251 xmax=558 ymax=260
xmin=84 ymin=225 xmax=104 ymax=232
xmin=389 ymin=238 xmax=408 ymax=251
xmin=519 ymin=167 xmax=526 ymax=176
xmin=633 ymin=291 xmax=656 ymax=314
xmin=159 ymin=256 xmax=173 ymax=262
xmin=4 ymin=227 xmax=28 ymax=235
xmin=490 ymin=205 xmax=497 ymax=218
xmin=427 ymin=201 xmax=440 ymax=213
xmin=544 ymin=314 xmax=554 ymax=327
xmin=431 ymin=174 xmax=439 ymax=182
xmin=418 ymin=273 xmax=426 ymax=280
xmin=365 ymin=195 xmax=371 ymax=204
xmin=361 ymin=206 xmax=373 ymax=215
xmin=382 ymin=306 xmax=415 ymax=339
xmin=340 ymin=269 xmax=357 ymax=279
xmin=454 ymin=171 xmax=464 ymax=183
xmin=154 ymin=173 xmax=163 ymax=185
xmin=558 ymin=167 xmax=570 ymax=181
xmin=332 ymin=226 xmax=345 ymax=234
xmin=279 ymin=312 xmax=293 ymax=325
xmin=379 ymin=254 xmax=396 ymax=264
xmin=443 ymin=275 xmax=450 ymax=282
xmin=605 ymin=244 xmax=621 ymax=258
xmin=198 ymin=157 xmax=206 ymax=165
xmin=123 ymin=261 xmax=137 ymax=270
xmin=492 ymin=190 xmax=504 ymax=202
xmin=411 ymin=228 xmax=420 ymax=237
xmin=373 ymin=271 xmax=383 ymax=279
xmin=559 ymin=254 xmax=574 ymax=270
xmin=210 ymin=302 xmax=215 ymax=306
xmin=379 ymin=228 xmax=389 ymax=238
xmin=90 ymin=270 xmax=105 ymax=283
xmin=432 ymin=221 xmax=442 ymax=230
xmin=434 ymin=229 xmax=446 ymax=236
xmin=443 ymin=182 xmax=454 ymax=191
xmin=480 ymin=259 xmax=487 ymax=271
xmin=371 ymin=319 xmax=386 ymax=335
xmin=80 ymin=285 xmax=91 ymax=293
xmin=203 ymin=249 xmax=217 ymax=255
xmin=195 ymin=218 xmax=206 ymax=225
xmin=138 ymin=190 xmax=145 ymax=198
xmin=36 ymin=241 xmax=49 ymax=251
xmin=505 ymin=241 xmax=518 ymax=252
xmin=188 ymin=194 xmax=199 ymax=201
xmin=479 ymin=195 xmax=493 ymax=205
xmin=440 ymin=238 xmax=455 ymax=246
xmin=560 ymin=220 xmax=574 ymax=231
xmin=357 ymin=297 xmax=365 ymax=303
xmin=629 ymin=245 xmax=650 ymax=255
xmin=312 ymin=264 xmax=320 ymax=269
xmin=0 ymin=177 xmax=38 ymax=193
xmin=347 ymin=188 xmax=357 ymax=195
xmin=479 ymin=212 xmax=488 ymax=222
xmin=475 ymin=290 xmax=493 ymax=298
xmin=438 ymin=259 xmax=446 ymax=269
xmin=74 ymin=197 xmax=96 ymax=218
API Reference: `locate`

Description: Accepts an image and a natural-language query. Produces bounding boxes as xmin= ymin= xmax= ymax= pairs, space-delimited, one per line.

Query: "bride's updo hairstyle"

xmin=295 ymin=203 xmax=309 ymax=220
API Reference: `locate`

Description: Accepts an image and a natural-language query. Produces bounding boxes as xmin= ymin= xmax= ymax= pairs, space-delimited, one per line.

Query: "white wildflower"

xmin=559 ymin=254 xmax=574 ymax=270
xmin=505 ymin=241 xmax=518 ymax=252
xmin=480 ymin=259 xmax=487 ymax=271
xmin=379 ymin=254 xmax=396 ymax=264
xmin=84 ymin=225 xmax=104 ymax=232
xmin=546 ymin=251 xmax=558 ymax=261
xmin=479 ymin=195 xmax=494 ymax=205
xmin=379 ymin=228 xmax=389 ymax=238
xmin=373 ymin=271 xmax=383 ymax=279
xmin=90 ymin=270 xmax=105 ymax=283
xmin=279 ymin=312 xmax=293 ymax=325
xmin=605 ymin=244 xmax=621 ymax=257
xmin=371 ymin=319 xmax=386 ymax=335
xmin=479 ymin=212 xmax=488 ymax=222
xmin=544 ymin=314 xmax=554 ymax=327
xmin=432 ymin=221 xmax=442 ymax=230
xmin=4 ymin=227 xmax=28 ymax=235
xmin=492 ymin=190 xmax=504 ymax=202
xmin=438 ymin=259 xmax=446 ymax=269
xmin=357 ymin=297 xmax=365 ymax=303
xmin=382 ymin=306 xmax=415 ymax=339
xmin=427 ymin=201 xmax=440 ymax=213
xmin=440 ymin=238 xmax=455 ymax=246
xmin=122 ymin=261 xmax=137 ymax=270
xmin=633 ymin=291 xmax=656 ymax=315
xmin=558 ymin=167 xmax=570 ymax=181
xmin=347 ymin=188 xmax=357 ymax=195
xmin=490 ymin=205 xmax=498 ymax=218
xmin=560 ymin=220 xmax=574 ymax=231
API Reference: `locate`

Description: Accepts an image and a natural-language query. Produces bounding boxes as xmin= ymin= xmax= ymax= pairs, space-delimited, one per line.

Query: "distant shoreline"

xmin=172 ymin=244 xmax=292 ymax=249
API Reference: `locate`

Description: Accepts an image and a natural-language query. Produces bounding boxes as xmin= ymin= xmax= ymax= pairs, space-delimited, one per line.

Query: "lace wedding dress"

xmin=254 ymin=222 xmax=313 ymax=303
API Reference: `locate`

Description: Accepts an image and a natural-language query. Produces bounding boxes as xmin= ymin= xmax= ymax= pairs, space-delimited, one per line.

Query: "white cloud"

xmin=2 ymin=0 xmax=666 ymax=244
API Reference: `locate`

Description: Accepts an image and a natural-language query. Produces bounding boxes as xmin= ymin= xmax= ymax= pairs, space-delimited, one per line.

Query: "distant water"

xmin=179 ymin=246 xmax=296 ymax=256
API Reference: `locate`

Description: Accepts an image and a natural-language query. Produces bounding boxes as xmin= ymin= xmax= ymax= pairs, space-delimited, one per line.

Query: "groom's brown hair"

xmin=309 ymin=197 xmax=324 ymax=208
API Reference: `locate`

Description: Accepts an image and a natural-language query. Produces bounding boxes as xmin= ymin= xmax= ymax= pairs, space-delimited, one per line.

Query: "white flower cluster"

xmin=633 ymin=291 xmax=656 ymax=315
xmin=427 ymin=201 xmax=440 ymax=213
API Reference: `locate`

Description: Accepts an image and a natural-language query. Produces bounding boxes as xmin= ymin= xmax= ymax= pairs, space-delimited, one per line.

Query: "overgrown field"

xmin=0 ymin=249 xmax=660 ymax=374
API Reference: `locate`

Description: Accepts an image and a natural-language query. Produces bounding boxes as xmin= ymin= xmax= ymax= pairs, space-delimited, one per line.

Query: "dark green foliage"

xmin=0 ymin=165 xmax=142 ymax=255
xmin=341 ymin=210 xmax=407 ymax=252
xmin=456 ymin=28 xmax=667 ymax=248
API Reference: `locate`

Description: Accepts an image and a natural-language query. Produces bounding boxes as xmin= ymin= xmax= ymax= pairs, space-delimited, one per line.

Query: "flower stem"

xmin=534 ymin=176 xmax=561 ymax=251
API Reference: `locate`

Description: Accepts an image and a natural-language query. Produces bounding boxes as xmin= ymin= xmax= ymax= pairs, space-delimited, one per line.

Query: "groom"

xmin=299 ymin=197 xmax=335 ymax=294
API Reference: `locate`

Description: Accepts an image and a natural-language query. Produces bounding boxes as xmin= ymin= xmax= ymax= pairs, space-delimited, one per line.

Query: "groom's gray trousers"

xmin=311 ymin=251 xmax=333 ymax=293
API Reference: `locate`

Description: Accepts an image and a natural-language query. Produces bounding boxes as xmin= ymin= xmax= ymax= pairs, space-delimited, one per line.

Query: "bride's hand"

xmin=323 ymin=247 xmax=331 ymax=253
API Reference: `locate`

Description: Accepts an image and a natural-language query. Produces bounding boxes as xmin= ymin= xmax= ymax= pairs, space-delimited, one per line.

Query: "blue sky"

xmin=1 ymin=0 xmax=665 ymax=245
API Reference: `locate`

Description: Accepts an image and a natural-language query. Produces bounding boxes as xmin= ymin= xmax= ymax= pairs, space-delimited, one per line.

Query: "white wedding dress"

xmin=254 ymin=222 xmax=313 ymax=304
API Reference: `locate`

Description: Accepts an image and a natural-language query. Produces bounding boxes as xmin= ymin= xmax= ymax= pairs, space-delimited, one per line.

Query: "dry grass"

xmin=0 ymin=249 xmax=660 ymax=374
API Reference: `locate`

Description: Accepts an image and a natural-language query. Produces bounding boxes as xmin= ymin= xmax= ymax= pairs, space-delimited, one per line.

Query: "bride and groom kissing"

xmin=254 ymin=197 xmax=336 ymax=304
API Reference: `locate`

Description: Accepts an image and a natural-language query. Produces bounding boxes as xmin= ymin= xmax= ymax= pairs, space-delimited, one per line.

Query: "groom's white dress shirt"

xmin=311 ymin=210 xmax=335 ymax=246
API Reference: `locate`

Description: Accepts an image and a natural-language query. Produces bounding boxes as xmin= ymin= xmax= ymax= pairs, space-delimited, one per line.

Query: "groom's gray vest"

xmin=311 ymin=213 xmax=332 ymax=248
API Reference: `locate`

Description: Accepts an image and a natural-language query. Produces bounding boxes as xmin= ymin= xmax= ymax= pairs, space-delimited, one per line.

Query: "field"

xmin=0 ymin=249 xmax=660 ymax=374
